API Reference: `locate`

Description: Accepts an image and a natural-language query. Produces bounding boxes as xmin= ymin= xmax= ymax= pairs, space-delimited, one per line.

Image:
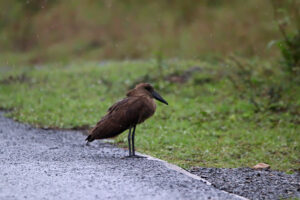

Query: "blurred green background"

xmin=0 ymin=0 xmax=297 ymax=64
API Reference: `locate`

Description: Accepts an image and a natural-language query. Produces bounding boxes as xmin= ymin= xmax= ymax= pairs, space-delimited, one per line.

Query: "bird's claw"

xmin=122 ymin=155 xmax=147 ymax=159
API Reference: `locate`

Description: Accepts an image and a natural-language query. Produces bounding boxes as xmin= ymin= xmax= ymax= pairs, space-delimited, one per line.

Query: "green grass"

xmin=0 ymin=59 xmax=299 ymax=172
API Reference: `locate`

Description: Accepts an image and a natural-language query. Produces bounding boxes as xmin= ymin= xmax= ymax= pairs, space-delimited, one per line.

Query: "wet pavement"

xmin=0 ymin=112 xmax=244 ymax=200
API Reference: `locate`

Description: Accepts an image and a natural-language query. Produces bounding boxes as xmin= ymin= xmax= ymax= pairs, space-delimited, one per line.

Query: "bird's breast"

xmin=137 ymin=97 xmax=156 ymax=124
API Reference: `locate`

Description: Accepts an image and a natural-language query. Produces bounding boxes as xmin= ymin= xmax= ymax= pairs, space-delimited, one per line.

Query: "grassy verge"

xmin=0 ymin=59 xmax=299 ymax=172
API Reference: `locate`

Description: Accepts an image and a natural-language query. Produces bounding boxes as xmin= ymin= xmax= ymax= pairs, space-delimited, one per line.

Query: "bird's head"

xmin=127 ymin=83 xmax=168 ymax=105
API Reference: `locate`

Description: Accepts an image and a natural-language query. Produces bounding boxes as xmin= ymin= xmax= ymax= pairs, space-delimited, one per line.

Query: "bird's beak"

xmin=152 ymin=90 xmax=168 ymax=105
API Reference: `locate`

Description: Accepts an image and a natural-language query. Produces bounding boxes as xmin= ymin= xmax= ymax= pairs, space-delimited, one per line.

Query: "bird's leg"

xmin=132 ymin=125 xmax=136 ymax=156
xmin=131 ymin=125 xmax=146 ymax=158
xmin=127 ymin=127 xmax=132 ymax=156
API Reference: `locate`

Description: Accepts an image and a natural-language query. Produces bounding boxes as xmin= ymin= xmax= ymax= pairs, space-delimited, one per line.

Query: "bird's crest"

xmin=126 ymin=83 xmax=153 ymax=97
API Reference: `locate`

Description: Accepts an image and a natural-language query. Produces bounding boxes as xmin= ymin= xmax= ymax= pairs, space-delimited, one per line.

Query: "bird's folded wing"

xmin=89 ymin=97 xmax=145 ymax=139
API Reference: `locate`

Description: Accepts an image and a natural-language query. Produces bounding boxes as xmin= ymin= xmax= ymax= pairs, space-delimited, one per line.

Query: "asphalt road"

xmin=0 ymin=112 xmax=245 ymax=200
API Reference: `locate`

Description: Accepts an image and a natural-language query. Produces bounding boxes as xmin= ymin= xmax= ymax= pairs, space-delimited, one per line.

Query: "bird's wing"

xmin=107 ymin=98 xmax=130 ymax=113
xmin=88 ymin=97 xmax=145 ymax=140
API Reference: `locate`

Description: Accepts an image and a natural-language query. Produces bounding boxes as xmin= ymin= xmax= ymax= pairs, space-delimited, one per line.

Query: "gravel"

xmin=189 ymin=167 xmax=300 ymax=200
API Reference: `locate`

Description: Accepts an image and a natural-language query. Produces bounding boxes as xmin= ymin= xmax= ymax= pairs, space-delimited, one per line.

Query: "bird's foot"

xmin=132 ymin=155 xmax=147 ymax=159
xmin=122 ymin=155 xmax=147 ymax=159
xmin=85 ymin=141 xmax=90 ymax=146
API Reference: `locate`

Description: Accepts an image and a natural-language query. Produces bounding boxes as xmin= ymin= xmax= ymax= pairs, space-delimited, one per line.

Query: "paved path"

xmin=0 ymin=112 xmax=245 ymax=200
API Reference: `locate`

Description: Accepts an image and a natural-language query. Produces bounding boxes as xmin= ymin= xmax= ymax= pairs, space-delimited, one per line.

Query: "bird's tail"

xmin=85 ymin=135 xmax=94 ymax=142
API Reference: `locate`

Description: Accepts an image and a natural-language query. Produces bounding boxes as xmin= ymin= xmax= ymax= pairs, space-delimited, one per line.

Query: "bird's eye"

xmin=145 ymin=86 xmax=151 ymax=91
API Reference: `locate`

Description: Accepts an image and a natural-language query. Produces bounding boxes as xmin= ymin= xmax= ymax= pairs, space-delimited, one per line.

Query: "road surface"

xmin=0 ymin=112 xmax=245 ymax=200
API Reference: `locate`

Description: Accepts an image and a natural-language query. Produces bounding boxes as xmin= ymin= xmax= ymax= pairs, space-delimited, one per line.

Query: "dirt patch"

xmin=165 ymin=66 xmax=203 ymax=84
xmin=131 ymin=66 xmax=207 ymax=88
xmin=0 ymin=73 xmax=30 ymax=84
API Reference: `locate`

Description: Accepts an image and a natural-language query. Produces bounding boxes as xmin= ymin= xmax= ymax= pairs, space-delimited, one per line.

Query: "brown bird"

xmin=86 ymin=83 xmax=168 ymax=158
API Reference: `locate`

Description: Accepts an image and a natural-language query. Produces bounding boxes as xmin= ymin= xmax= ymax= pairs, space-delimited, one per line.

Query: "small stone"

xmin=252 ymin=163 xmax=270 ymax=170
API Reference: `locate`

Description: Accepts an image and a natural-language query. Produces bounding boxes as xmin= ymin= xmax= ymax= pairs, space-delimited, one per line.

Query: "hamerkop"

xmin=86 ymin=83 xmax=168 ymax=158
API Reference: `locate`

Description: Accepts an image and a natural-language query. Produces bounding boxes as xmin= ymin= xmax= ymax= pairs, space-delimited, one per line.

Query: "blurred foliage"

xmin=270 ymin=0 xmax=300 ymax=76
xmin=0 ymin=0 xmax=57 ymax=50
xmin=225 ymin=56 xmax=294 ymax=113
xmin=0 ymin=0 xmax=282 ymax=63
